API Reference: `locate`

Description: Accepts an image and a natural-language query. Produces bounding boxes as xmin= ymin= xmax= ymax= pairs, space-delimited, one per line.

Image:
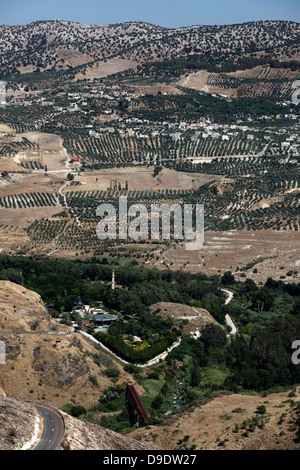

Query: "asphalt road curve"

xmin=33 ymin=405 xmax=65 ymax=450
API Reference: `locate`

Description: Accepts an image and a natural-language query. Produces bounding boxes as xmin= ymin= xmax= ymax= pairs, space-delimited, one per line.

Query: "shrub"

xmin=256 ymin=405 xmax=267 ymax=415
xmin=104 ymin=367 xmax=120 ymax=378
xmin=70 ymin=405 xmax=87 ymax=417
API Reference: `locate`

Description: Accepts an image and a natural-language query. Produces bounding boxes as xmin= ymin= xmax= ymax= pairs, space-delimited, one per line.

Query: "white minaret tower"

xmin=112 ymin=270 xmax=115 ymax=290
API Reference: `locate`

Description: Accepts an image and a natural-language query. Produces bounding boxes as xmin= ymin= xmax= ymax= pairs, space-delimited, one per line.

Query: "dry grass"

xmin=70 ymin=167 xmax=219 ymax=192
xmin=152 ymin=230 xmax=300 ymax=284
xmin=128 ymin=387 xmax=300 ymax=450
xmin=0 ymin=281 xmax=145 ymax=409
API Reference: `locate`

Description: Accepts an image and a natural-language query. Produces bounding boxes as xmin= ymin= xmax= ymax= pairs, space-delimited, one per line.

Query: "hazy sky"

xmin=0 ymin=0 xmax=299 ymax=27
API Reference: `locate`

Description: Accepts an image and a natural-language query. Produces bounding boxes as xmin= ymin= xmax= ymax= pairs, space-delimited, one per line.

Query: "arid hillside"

xmin=128 ymin=387 xmax=300 ymax=450
xmin=0 ymin=281 xmax=145 ymax=409
xmin=0 ymin=397 xmax=153 ymax=450
xmin=0 ymin=280 xmax=50 ymax=333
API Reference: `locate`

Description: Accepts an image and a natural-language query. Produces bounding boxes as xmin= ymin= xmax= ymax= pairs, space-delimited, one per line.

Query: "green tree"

xmin=221 ymin=271 xmax=235 ymax=286
xmin=200 ymin=323 xmax=227 ymax=353
xmin=152 ymin=394 xmax=164 ymax=410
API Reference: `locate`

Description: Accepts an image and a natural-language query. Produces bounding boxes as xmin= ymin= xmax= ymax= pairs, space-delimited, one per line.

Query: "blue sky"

xmin=0 ymin=0 xmax=299 ymax=27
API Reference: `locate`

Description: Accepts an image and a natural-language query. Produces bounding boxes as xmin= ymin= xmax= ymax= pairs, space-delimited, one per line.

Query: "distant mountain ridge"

xmin=0 ymin=19 xmax=299 ymax=78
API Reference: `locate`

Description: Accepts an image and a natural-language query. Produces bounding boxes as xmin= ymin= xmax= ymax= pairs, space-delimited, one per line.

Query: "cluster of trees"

xmin=3 ymin=66 xmax=75 ymax=88
xmin=0 ymin=101 xmax=53 ymax=132
xmin=28 ymin=219 xmax=69 ymax=246
xmin=225 ymin=277 xmax=300 ymax=327
xmin=0 ymin=136 xmax=36 ymax=158
xmin=207 ymin=67 xmax=297 ymax=100
xmin=0 ymin=255 xmax=226 ymax=317
xmin=96 ymin=317 xmax=177 ymax=364
xmin=22 ymin=156 xmax=299 ymax=254
xmin=129 ymin=87 xmax=289 ymax=123
xmin=225 ymin=315 xmax=300 ymax=391
xmin=161 ymin=273 xmax=300 ymax=393
xmin=167 ymin=312 xmax=300 ymax=393
xmin=0 ymin=253 xmax=299 ymax=395
xmin=0 ymin=192 xmax=56 ymax=209
xmin=57 ymin=127 xmax=264 ymax=166
xmin=117 ymin=53 xmax=299 ymax=84
xmin=20 ymin=160 xmax=44 ymax=170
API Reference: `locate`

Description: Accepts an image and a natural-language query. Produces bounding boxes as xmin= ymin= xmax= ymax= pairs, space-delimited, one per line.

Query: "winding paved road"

xmin=33 ymin=405 xmax=65 ymax=450
xmin=222 ymin=288 xmax=238 ymax=335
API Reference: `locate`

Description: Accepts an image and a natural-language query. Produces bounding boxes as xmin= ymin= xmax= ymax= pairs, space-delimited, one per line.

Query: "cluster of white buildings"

xmin=74 ymin=304 xmax=107 ymax=318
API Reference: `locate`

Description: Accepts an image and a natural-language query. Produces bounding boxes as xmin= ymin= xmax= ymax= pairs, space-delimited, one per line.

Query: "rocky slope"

xmin=0 ymin=398 xmax=39 ymax=450
xmin=61 ymin=411 xmax=154 ymax=450
xmin=0 ymin=281 xmax=144 ymax=408
xmin=0 ymin=281 xmax=157 ymax=451
xmin=0 ymin=280 xmax=51 ymax=334
xmin=0 ymin=397 xmax=153 ymax=450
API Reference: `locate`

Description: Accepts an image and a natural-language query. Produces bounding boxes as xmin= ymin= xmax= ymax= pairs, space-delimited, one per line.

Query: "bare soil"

xmin=76 ymin=58 xmax=139 ymax=80
xmin=71 ymin=167 xmax=220 ymax=192
xmin=153 ymin=230 xmax=300 ymax=284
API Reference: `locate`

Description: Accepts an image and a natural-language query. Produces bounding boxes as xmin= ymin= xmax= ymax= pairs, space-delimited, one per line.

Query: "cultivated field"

xmin=0 ymin=160 xmax=299 ymax=283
